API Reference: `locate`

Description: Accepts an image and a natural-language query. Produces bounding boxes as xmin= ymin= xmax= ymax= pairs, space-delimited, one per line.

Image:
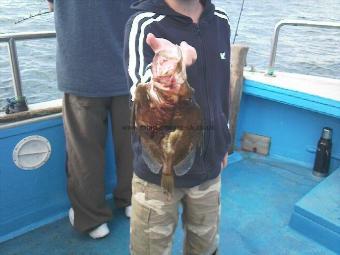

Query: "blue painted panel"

xmin=289 ymin=168 xmax=340 ymax=253
xmin=294 ymin=168 xmax=340 ymax=235
xmin=0 ymin=119 xmax=68 ymax=242
xmin=0 ymin=116 xmax=117 ymax=242
xmin=0 ymin=117 xmax=64 ymax=139
xmin=290 ymin=212 xmax=340 ymax=254
xmin=236 ymin=94 xmax=340 ymax=172
xmin=243 ymin=79 xmax=340 ymax=119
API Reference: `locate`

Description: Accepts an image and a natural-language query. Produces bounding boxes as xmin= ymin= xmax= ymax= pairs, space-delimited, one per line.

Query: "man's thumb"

xmin=146 ymin=33 xmax=159 ymax=52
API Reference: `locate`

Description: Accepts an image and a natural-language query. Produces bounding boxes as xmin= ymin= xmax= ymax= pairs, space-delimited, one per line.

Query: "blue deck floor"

xmin=0 ymin=153 xmax=336 ymax=255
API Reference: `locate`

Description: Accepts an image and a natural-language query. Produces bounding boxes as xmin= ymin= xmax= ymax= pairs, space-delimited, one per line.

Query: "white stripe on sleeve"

xmin=214 ymin=11 xmax=230 ymax=25
xmin=128 ymin=12 xmax=155 ymax=86
xmin=138 ymin=15 xmax=165 ymax=78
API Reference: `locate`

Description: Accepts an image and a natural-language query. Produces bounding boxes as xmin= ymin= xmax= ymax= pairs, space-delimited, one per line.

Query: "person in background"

xmin=124 ymin=0 xmax=230 ymax=254
xmin=47 ymin=0 xmax=135 ymax=239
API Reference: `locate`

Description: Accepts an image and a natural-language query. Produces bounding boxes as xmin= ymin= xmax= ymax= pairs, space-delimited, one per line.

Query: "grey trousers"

xmin=63 ymin=93 xmax=133 ymax=232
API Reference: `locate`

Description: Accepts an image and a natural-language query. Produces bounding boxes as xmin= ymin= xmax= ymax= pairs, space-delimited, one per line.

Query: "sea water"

xmin=0 ymin=0 xmax=339 ymax=109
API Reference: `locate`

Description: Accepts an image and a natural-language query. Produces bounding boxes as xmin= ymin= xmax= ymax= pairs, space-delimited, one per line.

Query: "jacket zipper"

xmin=195 ymin=23 xmax=212 ymax=160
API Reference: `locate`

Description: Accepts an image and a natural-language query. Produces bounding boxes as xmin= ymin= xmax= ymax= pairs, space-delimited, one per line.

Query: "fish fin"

xmin=141 ymin=145 xmax=162 ymax=174
xmin=173 ymin=147 xmax=196 ymax=176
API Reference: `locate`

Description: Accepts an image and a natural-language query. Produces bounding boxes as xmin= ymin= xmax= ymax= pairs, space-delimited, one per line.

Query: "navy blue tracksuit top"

xmin=124 ymin=0 xmax=231 ymax=187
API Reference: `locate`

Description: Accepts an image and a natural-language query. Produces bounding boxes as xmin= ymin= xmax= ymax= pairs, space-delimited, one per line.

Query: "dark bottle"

xmin=313 ymin=127 xmax=332 ymax=177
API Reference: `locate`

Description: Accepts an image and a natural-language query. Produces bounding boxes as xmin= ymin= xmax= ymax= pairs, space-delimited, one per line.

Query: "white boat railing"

xmin=0 ymin=31 xmax=56 ymax=108
xmin=267 ymin=19 xmax=340 ymax=76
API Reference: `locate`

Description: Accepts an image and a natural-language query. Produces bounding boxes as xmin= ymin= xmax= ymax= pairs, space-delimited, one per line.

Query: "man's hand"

xmin=146 ymin=33 xmax=197 ymax=67
xmin=221 ymin=152 xmax=228 ymax=169
xmin=47 ymin=1 xmax=54 ymax=12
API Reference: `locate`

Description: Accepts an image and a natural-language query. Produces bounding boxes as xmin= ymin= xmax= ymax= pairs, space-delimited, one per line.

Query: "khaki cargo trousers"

xmin=130 ymin=174 xmax=221 ymax=255
xmin=63 ymin=94 xmax=133 ymax=232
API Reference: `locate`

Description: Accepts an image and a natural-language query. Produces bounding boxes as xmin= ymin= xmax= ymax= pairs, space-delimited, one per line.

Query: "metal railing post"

xmin=8 ymin=38 xmax=24 ymax=99
xmin=267 ymin=19 xmax=340 ymax=76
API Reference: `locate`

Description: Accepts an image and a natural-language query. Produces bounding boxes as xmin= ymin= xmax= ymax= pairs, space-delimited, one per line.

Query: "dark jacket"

xmin=52 ymin=0 xmax=135 ymax=96
xmin=124 ymin=0 xmax=231 ymax=187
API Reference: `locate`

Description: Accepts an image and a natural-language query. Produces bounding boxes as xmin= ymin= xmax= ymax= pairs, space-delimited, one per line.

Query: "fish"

xmin=131 ymin=36 xmax=202 ymax=194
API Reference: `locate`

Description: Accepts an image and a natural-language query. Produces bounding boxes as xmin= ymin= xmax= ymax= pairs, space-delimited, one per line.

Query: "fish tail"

xmin=161 ymin=172 xmax=174 ymax=195
xmin=161 ymin=136 xmax=175 ymax=194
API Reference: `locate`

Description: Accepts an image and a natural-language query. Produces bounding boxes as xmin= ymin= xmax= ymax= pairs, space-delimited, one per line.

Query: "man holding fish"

xmin=125 ymin=0 xmax=231 ymax=254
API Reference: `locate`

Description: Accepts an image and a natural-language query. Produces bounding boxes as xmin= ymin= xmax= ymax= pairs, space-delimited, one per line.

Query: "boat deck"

xmin=0 ymin=153 xmax=336 ymax=255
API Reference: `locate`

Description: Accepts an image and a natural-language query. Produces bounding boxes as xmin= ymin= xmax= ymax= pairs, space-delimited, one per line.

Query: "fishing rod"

xmin=15 ymin=10 xmax=51 ymax=24
xmin=233 ymin=0 xmax=245 ymax=44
